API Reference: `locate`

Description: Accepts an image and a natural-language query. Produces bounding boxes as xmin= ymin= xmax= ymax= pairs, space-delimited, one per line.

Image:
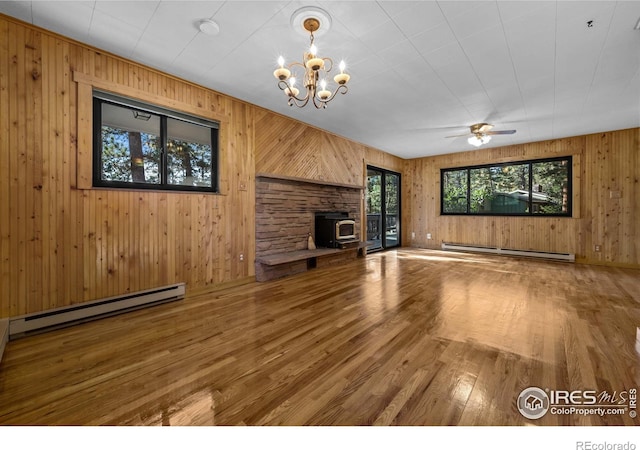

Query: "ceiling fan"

xmin=446 ymin=123 xmax=516 ymax=147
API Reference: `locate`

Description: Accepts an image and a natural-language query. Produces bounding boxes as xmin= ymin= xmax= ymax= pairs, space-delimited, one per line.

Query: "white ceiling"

xmin=1 ymin=1 xmax=639 ymax=159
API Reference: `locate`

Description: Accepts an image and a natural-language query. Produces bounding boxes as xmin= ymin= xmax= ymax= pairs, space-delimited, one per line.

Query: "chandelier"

xmin=273 ymin=16 xmax=350 ymax=109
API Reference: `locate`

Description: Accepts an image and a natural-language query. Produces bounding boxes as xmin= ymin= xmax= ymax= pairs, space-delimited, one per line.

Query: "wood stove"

xmin=315 ymin=212 xmax=358 ymax=248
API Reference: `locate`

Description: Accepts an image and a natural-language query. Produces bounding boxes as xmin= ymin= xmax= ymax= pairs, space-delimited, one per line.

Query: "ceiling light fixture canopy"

xmin=273 ymin=13 xmax=350 ymax=109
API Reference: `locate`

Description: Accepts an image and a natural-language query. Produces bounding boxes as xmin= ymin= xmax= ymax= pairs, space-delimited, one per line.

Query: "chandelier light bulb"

xmin=285 ymin=77 xmax=299 ymax=97
xmin=273 ymin=55 xmax=291 ymax=81
xmin=306 ymin=45 xmax=324 ymax=71
xmin=334 ymin=60 xmax=350 ymax=85
xmin=317 ymin=79 xmax=331 ymax=100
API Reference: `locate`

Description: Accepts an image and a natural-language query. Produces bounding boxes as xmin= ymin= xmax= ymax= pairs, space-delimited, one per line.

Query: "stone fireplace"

xmin=255 ymin=175 xmax=362 ymax=280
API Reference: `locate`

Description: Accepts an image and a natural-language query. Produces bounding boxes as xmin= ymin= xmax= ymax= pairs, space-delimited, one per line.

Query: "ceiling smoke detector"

xmin=198 ymin=19 xmax=220 ymax=36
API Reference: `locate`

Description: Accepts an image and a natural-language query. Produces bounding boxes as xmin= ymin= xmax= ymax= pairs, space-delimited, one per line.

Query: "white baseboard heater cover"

xmin=441 ymin=242 xmax=575 ymax=262
xmin=9 ymin=283 xmax=185 ymax=339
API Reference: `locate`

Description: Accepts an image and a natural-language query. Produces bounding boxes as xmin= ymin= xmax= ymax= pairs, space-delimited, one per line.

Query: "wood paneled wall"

xmin=0 ymin=16 xmax=255 ymax=317
xmin=255 ymin=109 xmax=405 ymax=245
xmin=255 ymin=109 xmax=404 ymax=187
xmin=4 ymin=13 xmax=634 ymax=322
xmin=404 ymin=128 xmax=640 ymax=267
xmin=0 ymin=15 xmax=404 ymax=319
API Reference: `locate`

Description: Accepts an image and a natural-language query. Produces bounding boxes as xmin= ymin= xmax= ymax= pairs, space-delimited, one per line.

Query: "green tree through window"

xmin=441 ymin=157 xmax=571 ymax=216
xmin=93 ymin=92 xmax=219 ymax=193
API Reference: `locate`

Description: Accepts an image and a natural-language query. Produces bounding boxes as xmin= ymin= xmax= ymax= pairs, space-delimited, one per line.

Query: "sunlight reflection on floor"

xmin=396 ymin=250 xmax=493 ymax=265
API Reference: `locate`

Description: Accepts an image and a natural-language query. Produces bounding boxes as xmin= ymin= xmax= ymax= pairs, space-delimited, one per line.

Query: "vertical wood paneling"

xmin=3 ymin=13 xmax=634 ymax=323
xmin=0 ymin=16 xmax=256 ymax=317
xmin=0 ymin=17 xmax=10 ymax=315
xmin=583 ymin=129 xmax=639 ymax=265
xmin=405 ymin=130 xmax=639 ymax=267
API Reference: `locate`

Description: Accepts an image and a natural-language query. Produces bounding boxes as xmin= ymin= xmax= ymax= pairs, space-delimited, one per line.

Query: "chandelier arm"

xmin=333 ymin=84 xmax=348 ymax=96
xmin=313 ymin=83 xmax=348 ymax=108
xmin=321 ymin=57 xmax=333 ymax=72
xmin=311 ymin=94 xmax=328 ymax=109
xmin=288 ymin=61 xmax=306 ymax=72
xmin=289 ymin=94 xmax=311 ymax=108
xmin=277 ymin=79 xmax=308 ymax=102
xmin=277 ymin=79 xmax=290 ymax=91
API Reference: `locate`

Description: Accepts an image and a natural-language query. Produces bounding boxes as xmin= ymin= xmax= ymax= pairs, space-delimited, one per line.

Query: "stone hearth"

xmin=255 ymin=175 xmax=362 ymax=280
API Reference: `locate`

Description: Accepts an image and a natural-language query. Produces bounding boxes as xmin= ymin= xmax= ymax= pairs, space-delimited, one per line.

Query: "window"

xmin=93 ymin=91 xmax=219 ymax=192
xmin=366 ymin=166 xmax=401 ymax=251
xmin=441 ymin=157 xmax=572 ymax=216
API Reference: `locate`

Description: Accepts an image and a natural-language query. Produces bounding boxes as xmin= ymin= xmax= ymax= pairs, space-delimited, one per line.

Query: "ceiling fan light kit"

xmin=468 ymin=135 xmax=491 ymax=147
xmin=273 ymin=7 xmax=350 ymax=109
xmin=447 ymin=122 xmax=516 ymax=147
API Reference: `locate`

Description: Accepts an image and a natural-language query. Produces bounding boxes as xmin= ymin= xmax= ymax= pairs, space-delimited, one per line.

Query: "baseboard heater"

xmin=9 ymin=283 xmax=185 ymax=339
xmin=441 ymin=242 xmax=575 ymax=262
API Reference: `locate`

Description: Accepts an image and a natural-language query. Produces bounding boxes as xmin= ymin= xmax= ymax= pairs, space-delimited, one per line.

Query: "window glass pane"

xmin=385 ymin=173 xmax=400 ymax=248
xmin=100 ymin=103 xmax=161 ymax=184
xmin=470 ymin=164 xmax=529 ymax=214
xmin=441 ymin=158 xmax=571 ymax=216
xmin=442 ymin=169 xmax=468 ymax=213
xmin=532 ymin=160 xmax=570 ymax=214
xmin=166 ymin=118 xmax=213 ymax=188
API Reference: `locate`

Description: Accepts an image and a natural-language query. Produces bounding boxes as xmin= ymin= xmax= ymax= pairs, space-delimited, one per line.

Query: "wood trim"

xmin=73 ymin=71 xmax=230 ymax=193
xmin=72 ymin=68 xmax=231 ymax=118
xmin=256 ymin=172 xmax=364 ymax=190
xmin=572 ymin=153 xmax=581 ymax=219
xmin=76 ymin=82 xmax=93 ymax=189
xmin=73 ymin=71 xmax=227 ymax=123
xmin=574 ymin=258 xmax=640 ymax=269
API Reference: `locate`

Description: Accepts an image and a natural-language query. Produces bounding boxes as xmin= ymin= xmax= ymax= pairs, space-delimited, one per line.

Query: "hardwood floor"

xmin=0 ymin=249 xmax=638 ymax=426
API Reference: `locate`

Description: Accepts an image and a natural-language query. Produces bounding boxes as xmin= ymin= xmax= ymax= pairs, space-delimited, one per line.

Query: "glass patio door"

xmin=366 ymin=166 xmax=401 ymax=252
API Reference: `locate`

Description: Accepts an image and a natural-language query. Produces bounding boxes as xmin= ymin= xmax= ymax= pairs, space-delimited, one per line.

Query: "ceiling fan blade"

xmin=486 ymin=130 xmax=516 ymax=135
xmin=445 ymin=133 xmax=471 ymax=138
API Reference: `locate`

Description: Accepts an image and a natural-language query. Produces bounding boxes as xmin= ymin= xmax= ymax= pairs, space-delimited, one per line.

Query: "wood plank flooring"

xmin=0 ymin=249 xmax=638 ymax=425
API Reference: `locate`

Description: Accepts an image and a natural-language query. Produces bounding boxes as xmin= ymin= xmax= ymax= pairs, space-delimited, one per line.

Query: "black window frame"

xmin=93 ymin=91 xmax=219 ymax=193
xmin=440 ymin=156 xmax=572 ymax=217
